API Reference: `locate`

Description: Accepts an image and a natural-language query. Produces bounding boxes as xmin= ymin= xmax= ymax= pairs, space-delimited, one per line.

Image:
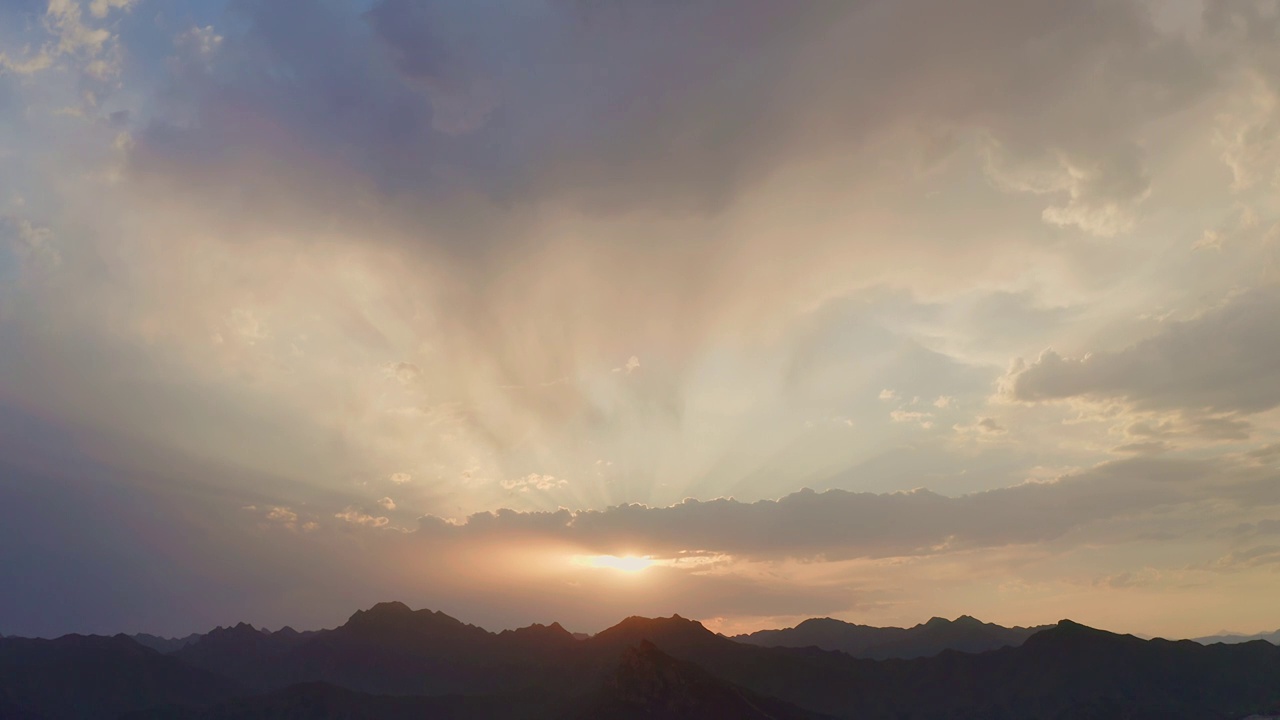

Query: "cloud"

xmin=88 ymin=0 xmax=133 ymax=19
xmin=500 ymin=474 xmax=568 ymax=493
xmin=1002 ymin=289 xmax=1280 ymax=415
xmin=976 ymin=417 xmax=1004 ymax=433
xmin=1 ymin=216 xmax=61 ymax=271
xmin=1 ymin=0 xmax=1252 ymax=502
xmin=1093 ymin=568 xmax=1163 ymax=590
xmin=417 ymin=457 xmax=1274 ymax=561
xmin=984 ymin=141 xmax=1151 ymax=236
xmin=266 ymin=506 xmax=297 ymax=524
xmin=123 ymin=0 xmax=1221 ymax=282
xmin=889 ymin=410 xmax=934 ymax=429
xmin=955 ymin=416 xmax=1008 ymax=438
xmin=0 ymin=47 xmax=54 ymax=75
xmin=378 ymin=497 xmax=395 ymax=511
xmin=1194 ymin=230 xmax=1225 ymax=252
xmin=1111 ymin=440 xmax=1171 ymax=456
xmin=1248 ymin=443 xmax=1280 ymax=463
xmin=36 ymin=0 xmax=126 ymax=80
xmin=389 ymin=473 xmax=412 ymax=484
xmin=1211 ymin=544 xmax=1280 ymax=572
xmin=1223 ymin=518 xmax=1280 ymax=539
xmin=613 ymin=356 xmax=640 ymax=374
xmin=386 ymin=362 xmax=420 ymax=384
xmin=334 ymin=507 xmax=390 ymax=528
xmin=241 ymin=504 xmax=315 ymax=532
xmin=1204 ymin=4 xmax=1280 ymax=193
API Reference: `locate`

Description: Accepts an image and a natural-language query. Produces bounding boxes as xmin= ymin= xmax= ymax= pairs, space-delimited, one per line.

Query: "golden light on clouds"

xmin=574 ymin=555 xmax=655 ymax=573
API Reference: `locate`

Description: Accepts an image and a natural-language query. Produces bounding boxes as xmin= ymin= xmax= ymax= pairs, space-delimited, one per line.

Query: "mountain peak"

xmin=1053 ymin=619 xmax=1090 ymax=634
xmin=1021 ymin=619 xmax=1125 ymax=650
xmin=596 ymin=614 xmax=717 ymax=648
xmin=500 ymin=621 xmax=575 ymax=643
xmin=364 ymin=601 xmax=412 ymax=616
xmin=339 ymin=602 xmax=491 ymax=646
xmin=796 ymin=617 xmax=844 ymax=627
xmin=201 ymin=622 xmax=260 ymax=641
xmin=344 ymin=601 xmax=416 ymax=626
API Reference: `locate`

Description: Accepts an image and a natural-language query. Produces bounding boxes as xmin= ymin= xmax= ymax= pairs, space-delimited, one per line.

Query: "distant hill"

xmin=1194 ymin=628 xmax=1280 ymax=646
xmin=0 ymin=634 xmax=239 ymax=720
xmin=5 ymin=604 xmax=1280 ymax=719
xmin=733 ymin=614 xmax=1048 ymax=659
xmin=171 ymin=622 xmax=314 ymax=689
xmin=131 ymin=633 xmax=204 ymax=654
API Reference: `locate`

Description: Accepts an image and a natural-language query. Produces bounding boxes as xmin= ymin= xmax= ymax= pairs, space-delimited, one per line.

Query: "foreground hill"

xmin=4 ymin=604 xmax=1280 ymax=719
xmin=124 ymin=643 xmax=827 ymax=720
xmin=734 ymin=615 xmax=1047 ymax=659
xmin=119 ymin=683 xmax=559 ymax=720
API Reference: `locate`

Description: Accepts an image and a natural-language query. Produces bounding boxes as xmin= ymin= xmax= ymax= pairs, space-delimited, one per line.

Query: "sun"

xmin=574 ymin=554 xmax=654 ymax=573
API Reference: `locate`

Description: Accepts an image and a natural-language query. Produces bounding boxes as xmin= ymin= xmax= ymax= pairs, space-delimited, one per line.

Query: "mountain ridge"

xmin=734 ymin=613 xmax=1051 ymax=659
xmin=5 ymin=603 xmax=1279 ymax=720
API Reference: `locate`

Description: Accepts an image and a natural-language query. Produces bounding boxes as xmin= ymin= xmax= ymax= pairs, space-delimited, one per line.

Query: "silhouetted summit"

xmin=341 ymin=601 xmax=489 ymax=642
xmin=592 ymin=614 xmax=721 ymax=653
xmin=496 ymin=621 xmax=577 ymax=653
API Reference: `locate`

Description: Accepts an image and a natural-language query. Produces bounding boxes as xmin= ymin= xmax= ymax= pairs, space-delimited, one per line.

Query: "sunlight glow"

xmin=575 ymin=555 xmax=654 ymax=573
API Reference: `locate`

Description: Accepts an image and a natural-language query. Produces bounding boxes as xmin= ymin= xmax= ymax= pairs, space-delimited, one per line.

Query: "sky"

xmin=1 ymin=0 xmax=1279 ymax=640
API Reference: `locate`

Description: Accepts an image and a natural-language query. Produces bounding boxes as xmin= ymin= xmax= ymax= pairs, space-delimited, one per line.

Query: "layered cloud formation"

xmin=1 ymin=0 xmax=1279 ymax=638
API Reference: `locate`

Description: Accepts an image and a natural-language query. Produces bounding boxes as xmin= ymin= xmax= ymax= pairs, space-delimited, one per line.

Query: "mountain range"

xmin=2 ymin=603 xmax=1278 ymax=719
xmin=733 ymin=614 xmax=1049 ymax=658
xmin=1195 ymin=628 xmax=1280 ymax=646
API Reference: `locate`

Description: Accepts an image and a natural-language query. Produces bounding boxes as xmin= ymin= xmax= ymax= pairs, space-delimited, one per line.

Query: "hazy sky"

xmin=2 ymin=0 xmax=1279 ymax=639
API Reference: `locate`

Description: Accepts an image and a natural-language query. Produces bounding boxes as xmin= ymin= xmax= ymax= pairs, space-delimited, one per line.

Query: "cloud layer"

xmin=2 ymin=0 xmax=1280 ymax=639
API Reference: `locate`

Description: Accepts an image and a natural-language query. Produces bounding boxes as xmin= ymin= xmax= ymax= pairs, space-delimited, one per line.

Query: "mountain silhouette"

xmin=735 ymin=614 xmax=1048 ymax=659
xmin=5 ymin=604 xmax=1280 ymax=719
